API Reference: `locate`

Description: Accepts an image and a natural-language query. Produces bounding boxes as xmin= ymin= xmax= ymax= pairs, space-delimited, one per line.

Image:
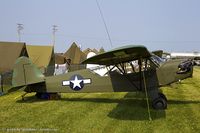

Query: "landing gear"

xmin=158 ymin=92 xmax=167 ymax=102
xmin=152 ymin=93 xmax=167 ymax=110
xmin=35 ymin=92 xmax=61 ymax=100
xmin=21 ymin=92 xmax=28 ymax=101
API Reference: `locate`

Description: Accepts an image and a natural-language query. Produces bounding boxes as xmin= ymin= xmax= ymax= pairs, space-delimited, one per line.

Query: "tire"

xmin=158 ymin=92 xmax=167 ymax=102
xmin=152 ymin=97 xmax=167 ymax=110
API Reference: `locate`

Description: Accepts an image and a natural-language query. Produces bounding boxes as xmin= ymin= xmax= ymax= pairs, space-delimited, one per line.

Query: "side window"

xmin=126 ymin=59 xmax=152 ymax=73
xmin=134 ymin=58 xmax=157 ymax=72
xmin=129 ymin=60 xmax=139 ymax=73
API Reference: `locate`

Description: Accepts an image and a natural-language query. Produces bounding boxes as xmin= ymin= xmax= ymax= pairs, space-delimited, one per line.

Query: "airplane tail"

xmin=12 ymin=56 xmax=45 ymax=88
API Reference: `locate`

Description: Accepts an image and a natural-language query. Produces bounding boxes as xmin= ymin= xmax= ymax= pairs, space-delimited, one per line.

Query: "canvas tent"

xmin=83 ymin=48 xmax=99 ymax=55
xmin=92 ymin=48 xmax=99 ymax=54
xmin=83 ymin=48 xmax=92 ymax=55
xmin=64 ymin=42 xmax=86 ymax=64
xmin=0 ymin=41 xmax=28 ymax=90
xmin=55 ymin=53 xmax=67 ymax=64
xmin=99 ymin=47 xmax=105 ymax=54
xmin=0 ymin=41 xmax=28 ymax=73
xmin=63 ymin=42 xmax=86 ymax=71
xmin=83 ymin=47 xmax=105 ymax=55
xmin=26 ymin=45 xmax=55 ymax=76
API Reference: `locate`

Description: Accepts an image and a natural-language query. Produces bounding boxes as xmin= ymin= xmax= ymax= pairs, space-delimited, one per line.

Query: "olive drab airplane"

xmin=9 ymin=45 xmax=193 ymax=110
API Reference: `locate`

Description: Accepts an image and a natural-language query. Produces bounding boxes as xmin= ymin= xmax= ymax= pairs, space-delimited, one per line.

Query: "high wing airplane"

xmin=9 ymin=45 xmax=193 ymax=110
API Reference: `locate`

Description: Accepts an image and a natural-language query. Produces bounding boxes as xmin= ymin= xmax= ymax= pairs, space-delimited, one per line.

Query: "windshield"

xmin=87 ymin=65 xmax=109 ymax=76
xmin=150 ymin=54 xmax=165 ymax=66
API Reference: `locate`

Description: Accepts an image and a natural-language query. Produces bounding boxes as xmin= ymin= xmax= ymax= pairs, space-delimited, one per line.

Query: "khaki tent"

xmin=92 ymin=48 xmax=99 ymax=54
xmin=83 ymin=48 xmax=92 ymax=55
xmin=0 ymin=41 xmax=28 ymax=73
xmin=55 ymin=53 xmax=67 ymax=64
xmin=64 ymin=42 xmax=86 ymax=64
xmin=63 ymin=42 xmax=86 ymax=71
xmin=26 ymin=45 xmax=55 ymax=76
xmin=99 ymin=47 xmax=105 ymax=54
xmin=83 ymin=48 xmax=99 ymax=55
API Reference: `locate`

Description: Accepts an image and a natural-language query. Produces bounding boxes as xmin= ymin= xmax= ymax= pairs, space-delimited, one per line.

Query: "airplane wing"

xmin=82 ymin=45 xmax=151 ymax=65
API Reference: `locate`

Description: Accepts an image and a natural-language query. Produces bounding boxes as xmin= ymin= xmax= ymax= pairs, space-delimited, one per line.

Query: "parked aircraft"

xmin=9 ymin=45 xmax=193 ymax=110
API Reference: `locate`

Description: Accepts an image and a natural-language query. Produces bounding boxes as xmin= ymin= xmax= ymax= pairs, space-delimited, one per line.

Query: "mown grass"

xmin=0 ymin=67 xmax=200 ymax=133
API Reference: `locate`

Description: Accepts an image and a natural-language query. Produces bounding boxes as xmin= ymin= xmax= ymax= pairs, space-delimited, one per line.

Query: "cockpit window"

xmin=150 ymin=54 xmax=165 ymax=66
xmin=87 ymin=65 xmax=109 ymax=76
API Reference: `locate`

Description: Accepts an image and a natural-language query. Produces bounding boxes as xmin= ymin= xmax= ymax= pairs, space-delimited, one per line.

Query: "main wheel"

xmin=152 ymin=96 xmax=167 ymax=110
xmin=158 ymin=92 xmax=167 ymax=102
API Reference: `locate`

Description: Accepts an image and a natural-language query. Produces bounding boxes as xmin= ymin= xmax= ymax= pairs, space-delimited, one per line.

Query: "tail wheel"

xmin=152 ymin=95 xmax=167 ymax=110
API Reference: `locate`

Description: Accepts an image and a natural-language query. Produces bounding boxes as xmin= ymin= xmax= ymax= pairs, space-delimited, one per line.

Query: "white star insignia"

xmin=70 ymin=76 xmax=83 ymax=89
xmin=62 ymin=75 xmax=91 ymax=91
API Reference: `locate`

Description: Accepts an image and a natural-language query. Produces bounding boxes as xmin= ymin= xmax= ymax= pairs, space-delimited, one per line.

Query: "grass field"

xmin=0 ymin=68 xmax=200 ymax=133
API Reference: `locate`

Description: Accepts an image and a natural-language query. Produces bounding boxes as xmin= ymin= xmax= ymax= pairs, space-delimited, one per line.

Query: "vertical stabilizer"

xmin=12 ymin=57 xmax=45 ymax=87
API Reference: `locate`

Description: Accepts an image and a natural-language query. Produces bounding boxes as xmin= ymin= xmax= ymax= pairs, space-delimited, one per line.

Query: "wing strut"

xmin=141 ymin=58 xmax=152 ymax=121
xmin=139 ymin=59 xmax=142 ymax=91
xmin=129 ymin=62 xmax=136 ymax=73
xmin=115 ymin=63 xmax=140 ymax=90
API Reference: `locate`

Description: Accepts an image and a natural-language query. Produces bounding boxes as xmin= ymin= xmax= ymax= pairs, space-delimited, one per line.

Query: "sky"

xmin=0 ymin=0 xmax=200 ymax=53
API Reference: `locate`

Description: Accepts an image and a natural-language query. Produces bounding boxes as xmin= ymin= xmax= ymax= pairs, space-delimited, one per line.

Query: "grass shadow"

xmin=168 ymin=100 xmax=200 ymax=105
xmin=16 ymin=95 xmax=49 ymax=103
xmin=16 ymin=93 xmax=165 ymax=121
xmin=15 ymin=93 xmax=200 ymax=121
xmin=16 ymin=94 xmax=142 ymax=104
xmin=107 ymin=93 xmax=166 ymax=121
xmin=107 ymin=100 xmax=166 ymax=121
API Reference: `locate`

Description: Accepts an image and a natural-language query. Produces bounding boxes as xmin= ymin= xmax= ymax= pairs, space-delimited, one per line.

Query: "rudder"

xmin=12 ymin=56 xmax=45 ymax=87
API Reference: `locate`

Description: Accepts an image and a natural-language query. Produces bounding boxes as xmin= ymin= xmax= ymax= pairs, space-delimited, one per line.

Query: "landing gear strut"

xmin=152 ymin=93 xmax=167 ymax=110
xmin=21 ymin=92 xmax=28 ymax=101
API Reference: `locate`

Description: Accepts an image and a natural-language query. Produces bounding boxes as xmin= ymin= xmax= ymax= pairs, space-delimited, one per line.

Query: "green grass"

xmin=0 ymin=67 xmax=200 ymax=133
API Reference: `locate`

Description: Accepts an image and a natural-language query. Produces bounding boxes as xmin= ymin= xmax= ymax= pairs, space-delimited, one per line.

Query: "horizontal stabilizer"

xmin=8 ymin=86 xmax=27 ymax=93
